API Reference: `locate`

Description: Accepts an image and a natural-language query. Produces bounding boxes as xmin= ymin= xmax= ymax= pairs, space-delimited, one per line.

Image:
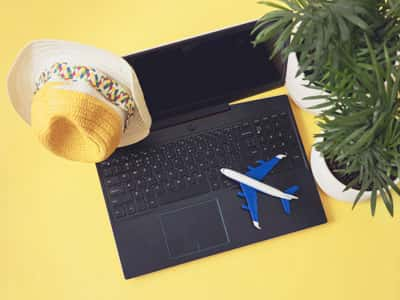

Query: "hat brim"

xmin=7 ymin=40 xmax=152 ymax=147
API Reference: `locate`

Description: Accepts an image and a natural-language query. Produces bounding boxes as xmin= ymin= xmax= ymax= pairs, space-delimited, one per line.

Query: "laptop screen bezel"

xmin=123 ymin=20 xmax=287 ymax=121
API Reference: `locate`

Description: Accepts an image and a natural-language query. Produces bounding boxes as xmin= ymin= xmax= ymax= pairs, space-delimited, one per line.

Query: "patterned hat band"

xmin=34 ymin=62 xmax=136 ymax=130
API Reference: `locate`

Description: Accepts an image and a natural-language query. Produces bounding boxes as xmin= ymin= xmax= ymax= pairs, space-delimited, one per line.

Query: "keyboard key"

xmin=112 ymin=166 xmax=122 ymax=175
xmin=110 ymin=192 xmax=131 ymax=205
xmin=174 ymin=179 xmax=185 ymax=189
xmin=222 ymin=178 xmax=234 ymax=188
xmin=100 ymin=161 xmax=111 ymax=167
xmin=130 ymin=152 xmax=139 ymax=159
xmin=120 ymin=173 xmax=129 ymax=182
xmin=135 ymin=195 xmax=147 ymax=212
xmin=154 ymin=185 xmax=164 ymax=199
xmin=241 ymin=121 xmax=250 ymax=129
xmin=102 ymin=168 xmax=113 ymax=177
xmin=151 ymin=163 xmax=161 ymax=171
xmin=127 ymin=202 xmax=136 ymax=215
xmin=164 ymin=181 xmax=174 ymax=192
xmin=105 ymin=176 xmax=119 ymax=186
xmin=122 ymin=162 xmax=131 ymax=171
xmin=112 ymin=206 xmax=125 ymax=219
xmin=186 ymin=164 xmax=197 ymax=173
xmin=144 ymin=188 xmax=156 ymax=202
xmin=136 ymin=179 xmax=145 ymax=187
xmin=131 ymin=191 xmax=140 ymax=200
xmin=148 ymin=198 xmax=158 ymax=208
xmin=211 ymin=181 xmax=221 ymax=190
xmin=184 ymin=176 xmax=195 ymax=185
xmin=109 ymin=185 xmax=124 ymax=196
xmin=241 ymin=130 xmax=253 ymax=137
xmin=125 ymin=182 xmax=135 ymax=190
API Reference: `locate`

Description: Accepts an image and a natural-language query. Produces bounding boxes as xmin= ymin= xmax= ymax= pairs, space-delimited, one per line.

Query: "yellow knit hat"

xmin=31 ymin=82 xmax=122 ymax=162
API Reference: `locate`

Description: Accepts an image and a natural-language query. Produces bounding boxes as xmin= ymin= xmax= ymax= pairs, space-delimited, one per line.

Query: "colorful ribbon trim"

xmin=34 ymin=62 xmax=135 ymax=129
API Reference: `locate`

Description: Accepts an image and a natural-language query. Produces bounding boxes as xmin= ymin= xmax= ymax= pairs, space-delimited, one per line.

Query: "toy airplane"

xmin=220 ymin=154 xmax=299 ymax=230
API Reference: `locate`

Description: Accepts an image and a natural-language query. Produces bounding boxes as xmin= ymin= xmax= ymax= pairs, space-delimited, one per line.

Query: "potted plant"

xmin=312 ymin=42 xmax=400 ymax=214
xmin=252 ymin=0 xmax=398 ymax=114
xmin=253 ymin=0 xmax=400 ymax=215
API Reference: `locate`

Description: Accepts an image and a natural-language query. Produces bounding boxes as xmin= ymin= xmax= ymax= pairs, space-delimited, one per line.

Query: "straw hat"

xmin=7 ymin=40 xmax=152 ymax=163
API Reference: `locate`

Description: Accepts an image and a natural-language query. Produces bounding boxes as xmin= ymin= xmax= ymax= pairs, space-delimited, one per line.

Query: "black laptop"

xmin=96 ymin=21 xmax=327 ymax=279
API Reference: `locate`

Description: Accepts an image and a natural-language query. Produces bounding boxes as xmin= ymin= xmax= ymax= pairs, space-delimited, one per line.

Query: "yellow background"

xmin=2 ymin=1 xmax=400 ymax=299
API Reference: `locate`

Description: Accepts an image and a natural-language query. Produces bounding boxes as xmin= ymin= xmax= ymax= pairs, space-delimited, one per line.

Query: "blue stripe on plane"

xmin=281 ymin=185 xmax=299 ymax=215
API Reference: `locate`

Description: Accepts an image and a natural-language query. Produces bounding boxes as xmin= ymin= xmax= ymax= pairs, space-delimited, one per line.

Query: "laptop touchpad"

xmin=160 ymin=199 xmax=229 ymax=258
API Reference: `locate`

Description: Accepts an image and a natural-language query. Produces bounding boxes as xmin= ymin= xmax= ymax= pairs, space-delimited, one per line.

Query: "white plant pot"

xmin=310 ymin=147 xmax=370 ymax=202
xmin=285 ymin=52 xmax=328 ymax=115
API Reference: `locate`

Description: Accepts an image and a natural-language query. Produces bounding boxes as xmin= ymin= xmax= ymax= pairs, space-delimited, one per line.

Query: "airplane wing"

xmin=238 ymin=182 xmax=260 ymax=229
xmin=245 ymin=154 xmax=285 ymax=181
xmin=280 ymin=185 xmax=299 ymax=215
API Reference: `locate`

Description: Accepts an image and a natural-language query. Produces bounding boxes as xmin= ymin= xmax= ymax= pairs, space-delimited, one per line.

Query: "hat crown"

xmin=31 ymin=82 xmax=122 ymax=162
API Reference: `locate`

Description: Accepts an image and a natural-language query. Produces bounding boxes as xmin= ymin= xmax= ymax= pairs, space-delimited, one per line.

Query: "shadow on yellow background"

xmin=1 ymin=1 xmax=399 ymax=299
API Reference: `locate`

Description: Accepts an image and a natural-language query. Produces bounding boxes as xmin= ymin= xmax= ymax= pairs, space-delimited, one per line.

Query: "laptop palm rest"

xmin=159 ymin=199 xmax=230 ymax=259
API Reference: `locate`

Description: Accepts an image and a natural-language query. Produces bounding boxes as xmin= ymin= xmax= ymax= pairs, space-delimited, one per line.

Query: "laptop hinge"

xmin=152 ymin=103 xmax=230 ymax=131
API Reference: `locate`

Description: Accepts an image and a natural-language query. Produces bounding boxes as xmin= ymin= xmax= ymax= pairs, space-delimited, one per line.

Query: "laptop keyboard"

xmin=98 ymin=111 xmax=304 ymax=221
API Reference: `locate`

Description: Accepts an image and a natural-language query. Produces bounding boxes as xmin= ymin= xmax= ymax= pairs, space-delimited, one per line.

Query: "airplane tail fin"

xmin=256 ymin=154 xmax=285 ymax=166
xmin=281 ymin=185 xmax=299 ymax=215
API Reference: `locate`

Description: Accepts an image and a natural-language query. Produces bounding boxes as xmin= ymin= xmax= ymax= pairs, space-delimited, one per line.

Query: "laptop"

xmin=96 ymin=21 xmax=327 ymax=279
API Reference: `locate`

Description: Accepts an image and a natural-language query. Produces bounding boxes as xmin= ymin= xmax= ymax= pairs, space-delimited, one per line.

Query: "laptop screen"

xmin=124 ymin=21 xmax=284 ymax=120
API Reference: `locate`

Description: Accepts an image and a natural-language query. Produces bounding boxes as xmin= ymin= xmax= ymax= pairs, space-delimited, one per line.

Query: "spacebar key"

xmin=158 ymin=180 xmax=209 ymax=205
